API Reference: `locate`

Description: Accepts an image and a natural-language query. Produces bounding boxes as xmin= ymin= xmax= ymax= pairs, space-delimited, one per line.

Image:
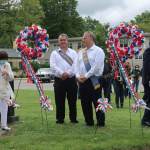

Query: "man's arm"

xmin=85 ymin=49 xmax=105 ymax=78
xmin=49 ymin=51 xmax=64 ymax=76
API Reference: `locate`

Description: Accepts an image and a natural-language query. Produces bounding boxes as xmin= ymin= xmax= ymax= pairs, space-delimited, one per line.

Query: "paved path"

xmin=14 ymin=78 xmax=144 ymax=92
xmin=0 ymin=130 xmax=8 ymax=136
xmin=14 ymin=78 xmax=54 ymax=91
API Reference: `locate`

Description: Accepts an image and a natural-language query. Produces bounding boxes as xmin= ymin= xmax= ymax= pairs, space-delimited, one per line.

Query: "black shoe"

xmin=97 ymin=123 xmax=105 ymax=128
xmin=116 ymin=105 xmax=119 ymax=108
xmin=86 ymin=122 xmax=94 ymax=126
xmin=142 ymin=121 xmax=150 ymax=127
xmin=56 ymin=120 xmax=64 ymax=124
xmin=71 ymin=120 xmax=79 ymax=123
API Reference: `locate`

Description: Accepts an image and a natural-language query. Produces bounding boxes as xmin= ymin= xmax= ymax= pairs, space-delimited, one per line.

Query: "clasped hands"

xmin=61 ymin=72 xmax=87 ymax=83
xmin=1 ymin=68 xmax=9 ymax=79
xmin=77 ymin=75 xmax=87 ymax=83
xmin=61 ymin=72 xmax=70 ymax=80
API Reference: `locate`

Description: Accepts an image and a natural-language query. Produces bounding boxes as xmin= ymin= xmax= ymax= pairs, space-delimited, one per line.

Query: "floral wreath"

xmin=105 ymin=23 xmax=147 ymax=113
xmin=106 ymin=22 xmax=144 ymax=62
xmin=16 ymin=24 xmax=49 ymax=59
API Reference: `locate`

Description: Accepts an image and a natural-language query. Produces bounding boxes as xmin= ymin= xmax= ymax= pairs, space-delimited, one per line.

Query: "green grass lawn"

xmin=0 ymin=90 xmax=150 ymax=150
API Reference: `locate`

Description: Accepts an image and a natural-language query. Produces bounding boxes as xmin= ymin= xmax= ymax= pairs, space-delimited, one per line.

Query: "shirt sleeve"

xmin=74 ymin=52 xmax=80 ymax=78
xmin=49 ymin=51 xmax=64 ymax=76
xmin=70 ymin=51 xmax=78 ymax=76
xmin=85 ymin=49 xmax=105 ymax=78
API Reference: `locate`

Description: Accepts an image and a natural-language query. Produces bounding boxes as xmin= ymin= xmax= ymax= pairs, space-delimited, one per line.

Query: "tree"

xmin=0 ymin=0 xmax=19 ymax=48
xmin=15 ymin=0 xmax=44 ymax=31
xmin=0 ymin=0 xmax=44 ymax=48
xmin=131 ymin=10 xmax=150 ymax=32
xmin=40 ymin=0 xmax=84 ymax=39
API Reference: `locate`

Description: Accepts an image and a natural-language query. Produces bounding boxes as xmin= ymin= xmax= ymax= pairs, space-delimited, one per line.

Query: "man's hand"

xmin=77 ymin=77 xmax=83 ymax=83
xmin=1 ymin=68 xmax=9 ymax=80
xmin=77 ymin=75 xmax=87 ymax=83
xmin=61 ymin=72 xmax=69 ymax=80
xmin=2 ymin=69 xmax=8 ymax=76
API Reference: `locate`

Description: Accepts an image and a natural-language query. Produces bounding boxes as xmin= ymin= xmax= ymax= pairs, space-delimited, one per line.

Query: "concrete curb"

xmin=0 ymin=129 xmax=9 ymax=136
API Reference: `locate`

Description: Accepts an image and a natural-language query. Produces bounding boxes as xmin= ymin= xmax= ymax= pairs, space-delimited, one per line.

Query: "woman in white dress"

xmin=0 ymin=51 xmax=14 ymax=131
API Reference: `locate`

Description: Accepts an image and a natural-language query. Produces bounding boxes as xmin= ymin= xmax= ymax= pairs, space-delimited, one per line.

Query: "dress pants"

xmin=54 ymin=77 xmax=77 ymax=122
xmin=133 ymin=79 xmax=139 ymax=92
xmin=79 ymin=79 xmax=105 ymax=126
xmin=142 ymin=84 xmax=150 ymax=124
xmin=0 ymin=99 xmax=8 ymax=128
xmin=142 ymin=102 xmax=150 ymax=124
xmin=99 ymin=78 xmax=111 ymax=102
xmin=113 ymin=80 xmax=124 ymax=108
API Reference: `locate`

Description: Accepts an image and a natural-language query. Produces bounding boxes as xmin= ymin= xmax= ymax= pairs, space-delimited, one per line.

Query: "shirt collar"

xmin=87 ymin=44 xmax=95 ymax=51
xmin=58 ymin=47 xmax=70 ymax=52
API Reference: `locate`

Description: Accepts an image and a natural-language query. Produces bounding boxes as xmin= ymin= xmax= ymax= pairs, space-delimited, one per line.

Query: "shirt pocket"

xmin=78 ymin=55 xmax=83 ymax=64
xmin=87 ymin=55 xmax=95 ymax=65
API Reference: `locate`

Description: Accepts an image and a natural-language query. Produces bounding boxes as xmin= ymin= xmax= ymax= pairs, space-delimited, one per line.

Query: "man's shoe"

xmin=97 ymin=123 xmax=105 ymax=128
xmin=86 ymin=122 xmax=94 ymax=126
xmin=71 ymin=120 xmax=79 ymax=124
xmin=56 ymin=120 xmax=64 ymax=124
xmin=142 ymin=122 xmax=150 ymax=127
xmin=2 ymin=127 xmax=11 ymax=131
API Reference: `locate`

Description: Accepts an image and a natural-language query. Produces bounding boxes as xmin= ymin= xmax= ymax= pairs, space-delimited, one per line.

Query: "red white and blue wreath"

xmin=105 ymin=22 xmax=148 ymax=112
xmin=16 ymin=24 xmax=53 ymax=111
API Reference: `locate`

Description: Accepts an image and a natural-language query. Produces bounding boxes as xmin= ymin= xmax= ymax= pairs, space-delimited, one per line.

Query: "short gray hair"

xmin=58 ymin=33 xmax=68 ymax=40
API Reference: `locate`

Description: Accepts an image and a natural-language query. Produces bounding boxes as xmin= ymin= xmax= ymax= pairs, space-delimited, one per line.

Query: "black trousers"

xmin=113 ymin=80 xmax=124 ymax=108
xmin=142 ymin=84 xmax=150 ymax=123
xmin=54 ymin=77 xmax=78 ymax=122
xmin=99 ymin=78 xmax=111 ymax=102
xmin=79 ymin=79 xmax=105 ymax=126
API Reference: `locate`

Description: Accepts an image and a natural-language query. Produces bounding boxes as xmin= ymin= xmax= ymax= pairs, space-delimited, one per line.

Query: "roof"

xmin=49 ymin=37 xmax=82 ymax=43
xmin=0 ymin=48 xmax=21 ymax=58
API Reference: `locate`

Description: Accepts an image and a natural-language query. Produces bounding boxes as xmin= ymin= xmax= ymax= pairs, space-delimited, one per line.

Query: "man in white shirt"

xmin=50 ymin=33 xmax=78 ymax=124
xmin=75 ymin=31 xmax=105 ymax=127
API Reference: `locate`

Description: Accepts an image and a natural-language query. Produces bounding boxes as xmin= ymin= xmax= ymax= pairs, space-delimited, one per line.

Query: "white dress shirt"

xmin=75 ymin=44 xmax=105 ymax=78
xmin=50 ymin=48 xmax=77 ymax=78
xmin=0 ymin=62 xmax=14 ymax=100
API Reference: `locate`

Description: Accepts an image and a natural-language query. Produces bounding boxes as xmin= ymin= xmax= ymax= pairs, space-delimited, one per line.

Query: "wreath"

xmin=16 ymin=24 xmax=49 ymax=59
xmin=106 ymin=22 xmax=144 ymax=62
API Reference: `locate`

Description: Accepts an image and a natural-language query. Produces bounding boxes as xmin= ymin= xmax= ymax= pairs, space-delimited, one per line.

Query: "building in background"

xmin=0 ymin=48 xmax=21 ymax=69
xmin=130 ymin=33 xmax=150 ymax=69
xmin=38 ymin=37 xmax=83 ymax=64
xmin=1 ymin=33 xmax=150 ymax=70
xmin=119 ymin=33 xmax=150 ymax=69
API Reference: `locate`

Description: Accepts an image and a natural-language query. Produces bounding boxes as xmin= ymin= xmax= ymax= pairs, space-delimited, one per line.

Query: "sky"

xmin=77 ymin=0 xmax=150 ymax=26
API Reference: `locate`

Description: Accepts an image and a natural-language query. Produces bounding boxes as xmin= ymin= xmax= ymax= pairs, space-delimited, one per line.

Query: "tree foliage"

xmin=0 ymin=0 xmax=19 ymax=47
xmin=132 ymin=10 xmax=150 ymax=32
xmin=40 ymin=0 xmax=84 ymax=39
xmin=15 ymin=0 xmax=44 ymax=31
xmin=0 ymin=0 xmax=44 ymax=48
